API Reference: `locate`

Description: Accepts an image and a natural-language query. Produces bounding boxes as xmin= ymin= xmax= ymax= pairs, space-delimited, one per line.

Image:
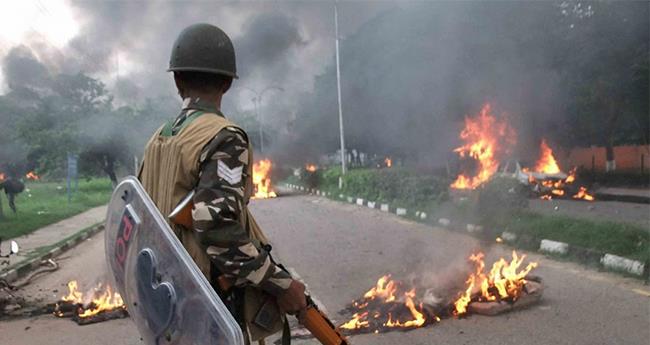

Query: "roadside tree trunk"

xmin=102 ymin=155 xmax=118 ymax=187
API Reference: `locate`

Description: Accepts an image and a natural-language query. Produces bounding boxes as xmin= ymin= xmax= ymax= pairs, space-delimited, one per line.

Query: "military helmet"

xmin=168 ymin=23 xmax=238 ymax=79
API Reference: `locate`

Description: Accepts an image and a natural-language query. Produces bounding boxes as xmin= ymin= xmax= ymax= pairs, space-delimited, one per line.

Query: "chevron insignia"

xmin=217 ymin=160 xmax=243 ymax=185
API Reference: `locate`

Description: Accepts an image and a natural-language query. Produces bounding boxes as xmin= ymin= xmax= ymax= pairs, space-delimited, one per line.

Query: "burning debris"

xmin=305 ymin=164 xmax=318 ymax=173
xmin=338 ymin=251 xmax=541 ymax=335
xmin=384 ymin=157 xmax=392 ymax=168
xmin=450 ymin=104 xmax=516 ymax=190
xmin=339 ymin=275 xmax=436 ymax=332
xmin=520 ymin=140 xmax=595 ymax=201
xmin=252 ymin=159 xmax=277 ymax=199
xmin=54 ymin=280 xmax=127 ymax=325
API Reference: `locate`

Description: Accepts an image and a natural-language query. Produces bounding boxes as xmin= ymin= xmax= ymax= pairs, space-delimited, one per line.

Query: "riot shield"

xmin=105 ymin=176 xmax=244 ymax=345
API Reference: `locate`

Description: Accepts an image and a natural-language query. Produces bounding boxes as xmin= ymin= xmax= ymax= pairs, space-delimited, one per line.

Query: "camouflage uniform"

xmin=173 ymin=97 xmax=292 ymax=297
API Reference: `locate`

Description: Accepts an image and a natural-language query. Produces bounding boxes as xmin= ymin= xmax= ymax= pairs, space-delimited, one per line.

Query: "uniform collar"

xmin=181 ymin=97 xmax=222 ymax=116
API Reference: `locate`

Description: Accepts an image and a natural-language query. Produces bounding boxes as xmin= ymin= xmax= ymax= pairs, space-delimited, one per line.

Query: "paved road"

xmin=1 ymin=192 xmax=649 ymax=345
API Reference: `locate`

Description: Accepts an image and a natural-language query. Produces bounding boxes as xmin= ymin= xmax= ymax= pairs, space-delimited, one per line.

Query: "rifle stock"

xmin=301 ymin=297 xmax=350 ymax=345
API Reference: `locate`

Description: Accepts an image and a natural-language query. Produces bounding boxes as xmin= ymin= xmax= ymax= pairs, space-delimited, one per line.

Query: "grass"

xmin=492 ymin=211 xmax=650 ymax=262
xmin=0 ymin=178 xmax=113 ymax=239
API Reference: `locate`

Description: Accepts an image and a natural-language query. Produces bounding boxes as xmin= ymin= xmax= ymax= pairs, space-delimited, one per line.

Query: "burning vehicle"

xmin=449 ymin=103 xmax=595 ymax=201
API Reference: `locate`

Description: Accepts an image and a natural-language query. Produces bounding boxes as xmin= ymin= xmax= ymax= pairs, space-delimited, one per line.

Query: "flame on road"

xmin=253 ymin=159 xmax=277 ymax=199
xmin=340 ymin=275 xmax=432 ymax=331
xmin=56 ymin=280 xmax=125 ymax=319
xmin=454 ymin=251 xmax=537 ymax=315
xmin=340 ymin=251 xmax=538 ymax=333
xmin=451 ymin=104 xmax=516 ymax=189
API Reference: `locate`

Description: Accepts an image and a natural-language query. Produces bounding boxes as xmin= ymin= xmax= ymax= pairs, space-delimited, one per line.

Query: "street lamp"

xmin=334 ymin=0 xmax=347 ymax=175
xmin=239 ymin=85 xmax=284 ymax=153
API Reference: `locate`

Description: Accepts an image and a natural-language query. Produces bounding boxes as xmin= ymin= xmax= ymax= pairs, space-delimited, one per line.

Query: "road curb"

xmin=0 ymin=223 xmax=105 ymax=284
xmin=285 ymin=182 xmax=648 ymax=280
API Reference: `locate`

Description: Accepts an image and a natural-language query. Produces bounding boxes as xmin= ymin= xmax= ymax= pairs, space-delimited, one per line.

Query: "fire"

xmin=0 ymin=173 xmax=5 ymax=181
xmin=573 ymin=186 xmax=595 ymax=201
xmin=305 ymin=164 xmax=318 ymax=173
xmin=340 ymin=275 xmax=434 ymax=331
xmin=534 ymin=139 xmax=561 ymax=174
xmin=252 ymin=159 xmax=277 ymax=199
xmin=384 ymin=157 xmax=392 ymax=168
xmin=56 ymin=280 xmax=125 ymax=319
xmin=25 ymin=171 xmax=40 ymax=180
xmin=451 ymin=104 xmax=516 ymax=189
xmin=340 ymin=251 xmax=539 ymax=333
xmin=340 ymin=312 xmax=369 ymax=330
xmin=525 ymin=142 xmax=595 ymax=201
xmin=453 ymin=251 xmax=537 ymax=316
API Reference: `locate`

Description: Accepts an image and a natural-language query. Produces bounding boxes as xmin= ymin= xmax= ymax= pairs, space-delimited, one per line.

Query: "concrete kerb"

xmin=0 ymin=223 xmax=105 ymax=284
xmin=284 ymin=183 xmax=647 ymax=279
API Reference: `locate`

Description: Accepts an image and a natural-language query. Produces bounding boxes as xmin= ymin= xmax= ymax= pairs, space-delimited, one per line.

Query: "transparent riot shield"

xmin=105 ymin=176 xmax=245 ymax=345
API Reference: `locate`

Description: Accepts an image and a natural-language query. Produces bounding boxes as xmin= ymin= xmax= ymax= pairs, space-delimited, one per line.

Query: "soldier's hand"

xmin=277 ymin=279 xmax=307 ymax=314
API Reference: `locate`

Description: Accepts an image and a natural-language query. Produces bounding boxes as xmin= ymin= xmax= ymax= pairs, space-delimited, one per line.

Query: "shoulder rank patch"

xmin=217 ymin=160 xmax=243 ymax=185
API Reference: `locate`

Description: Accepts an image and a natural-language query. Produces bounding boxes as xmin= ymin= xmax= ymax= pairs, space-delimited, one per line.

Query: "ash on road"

xmin=1 ymin=192 xmax=648 ymax=345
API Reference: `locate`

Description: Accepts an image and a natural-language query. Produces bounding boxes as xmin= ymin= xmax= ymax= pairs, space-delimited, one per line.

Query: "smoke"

xmin=1 ymin=1 xmax=647 ymax=169
xmin=2 ymin=45 xmax=51 ymax=90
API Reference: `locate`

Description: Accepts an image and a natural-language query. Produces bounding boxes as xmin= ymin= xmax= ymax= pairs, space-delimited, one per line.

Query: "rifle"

xmin=169 ymin=192 xmax=350 ymax=345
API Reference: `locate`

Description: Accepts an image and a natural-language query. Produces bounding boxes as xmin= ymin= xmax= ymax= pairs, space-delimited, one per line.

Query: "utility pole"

xmin=335 ymin=0 xmax=347 ymax=175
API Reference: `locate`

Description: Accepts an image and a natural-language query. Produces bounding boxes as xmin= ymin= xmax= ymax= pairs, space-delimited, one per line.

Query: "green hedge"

xmin=320 ymin=167 xmax=449 ymax=209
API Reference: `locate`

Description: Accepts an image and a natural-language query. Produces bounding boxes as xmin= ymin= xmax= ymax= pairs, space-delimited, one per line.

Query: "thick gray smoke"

xmin=3 ymin=45 xmax=51 ymax=90
xmin=1 ymin=1 xmax=647 ymax=171
xmin=286 ymin=1 xmax=648 ymax=168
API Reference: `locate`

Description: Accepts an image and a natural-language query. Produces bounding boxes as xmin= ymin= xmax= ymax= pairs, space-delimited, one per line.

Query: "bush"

xmin=477 ymin=177 xmax=529 ymax=226
xmin=319 ymin=167 xmax=449 ymax=209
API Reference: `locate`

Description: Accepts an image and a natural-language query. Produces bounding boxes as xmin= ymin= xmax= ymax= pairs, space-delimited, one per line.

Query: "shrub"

xmin=319 ymin=167 xmax=449 ymax=208
xmin=477 ymin=177 xmax=529 ymax=226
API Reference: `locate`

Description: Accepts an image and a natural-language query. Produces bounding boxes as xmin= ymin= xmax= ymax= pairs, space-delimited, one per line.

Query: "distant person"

xmin=138 ymin=23 xmax=307 ymax=344
xmin=0 ymin=176 xmax=24 ymax=214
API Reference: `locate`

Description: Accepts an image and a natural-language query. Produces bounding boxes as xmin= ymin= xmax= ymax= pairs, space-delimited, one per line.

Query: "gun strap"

xmin=282 ymin=317 xmax=291 ymax=345
xmin=262 ymin=244 xmax=292 ymax=345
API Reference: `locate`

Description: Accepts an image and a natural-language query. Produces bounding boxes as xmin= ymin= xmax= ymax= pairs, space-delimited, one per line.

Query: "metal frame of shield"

xmin=105 ymin=176 xmax=245 ymax=345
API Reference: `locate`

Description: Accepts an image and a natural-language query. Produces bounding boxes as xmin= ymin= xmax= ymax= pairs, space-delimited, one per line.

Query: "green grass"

xmin=0 ymin=178 xmax=112 ymax=239
xmin=490 ymin=211 xmax=650 ymax=262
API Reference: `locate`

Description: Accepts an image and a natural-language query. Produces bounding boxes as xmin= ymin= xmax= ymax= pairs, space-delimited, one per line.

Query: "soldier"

xmin=138 ymin=23 xmax=306 ymax=344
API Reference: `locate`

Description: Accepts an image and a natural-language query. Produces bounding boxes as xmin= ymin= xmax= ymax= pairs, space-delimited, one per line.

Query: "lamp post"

xmin=334 ymin=0 xmax=347 ymax=175
xmin=240 ymin=86 xmax=284 ymax=153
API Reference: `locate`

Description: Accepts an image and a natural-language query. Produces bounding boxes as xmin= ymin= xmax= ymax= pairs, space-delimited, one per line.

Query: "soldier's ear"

xmin=173 ymin=72 xmax=185 ymax=98
xmin=222 ymin=77 xmax=232 ymax=94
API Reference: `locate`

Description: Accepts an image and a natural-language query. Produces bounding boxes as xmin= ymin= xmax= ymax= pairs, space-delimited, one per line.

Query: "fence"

xmin=566 ymin=145 xmax=650 ymax=173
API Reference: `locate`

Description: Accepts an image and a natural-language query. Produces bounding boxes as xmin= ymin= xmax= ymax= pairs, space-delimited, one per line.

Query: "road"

xmin=1 ymin=191 xmax=649 ymax=345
